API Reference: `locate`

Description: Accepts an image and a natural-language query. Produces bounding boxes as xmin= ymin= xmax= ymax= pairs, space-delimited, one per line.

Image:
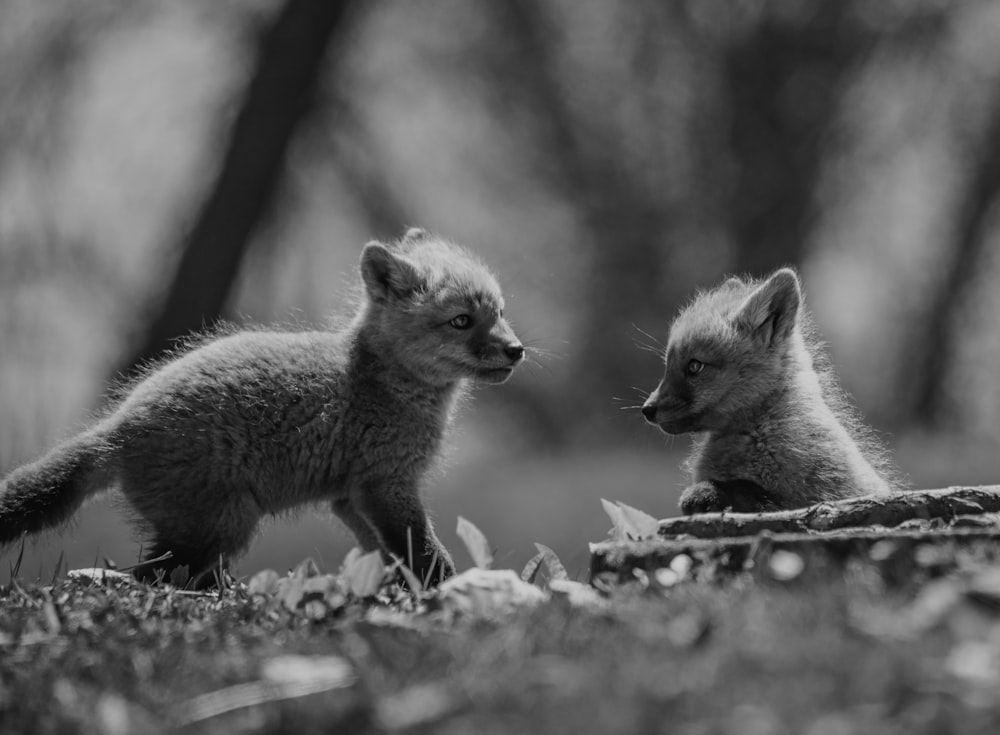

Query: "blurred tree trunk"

xmin=116 ymin=0 xmax=354 ymax=378
xmin=906 ymin=95 xmax=1000 ymax=427
xmin=324 ymin=100 xmax=415 ymax=242
xmin=723 ymin=3 xmax=866 ymax=276
xmin=491 ymin=1 xmax=673 ymax=443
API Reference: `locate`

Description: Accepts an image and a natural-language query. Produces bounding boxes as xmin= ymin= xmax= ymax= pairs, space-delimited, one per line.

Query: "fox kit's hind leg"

xmin=121 ymin=470 xmax=261 ymax=588
xmin=679 ymin=479 xmax=781 ymax=515
xmin=132 ymin=497 xmax=260 ymax=588
xmin=136 ymin=537 xmax=235 ymax=589
xmin=116 ymin=427 xmax=264 ymax=587
xmin=352 ymin=480 xmax=455 ymax=583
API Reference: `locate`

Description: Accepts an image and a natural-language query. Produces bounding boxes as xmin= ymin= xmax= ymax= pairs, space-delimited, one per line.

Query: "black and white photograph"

xmin=2 ymin=1 xmax=1000 ymax=732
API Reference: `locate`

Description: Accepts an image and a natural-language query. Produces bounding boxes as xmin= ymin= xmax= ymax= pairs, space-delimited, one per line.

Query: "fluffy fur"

xmin=641 ymin=268 xmax=898 ymax=514
xmin=0 ymin=228 xmax=524 ymax=586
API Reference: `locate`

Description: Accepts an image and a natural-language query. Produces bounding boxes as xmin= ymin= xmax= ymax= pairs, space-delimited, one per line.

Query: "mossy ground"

xmin=3 ymin=540 xmax=1000 ymax=735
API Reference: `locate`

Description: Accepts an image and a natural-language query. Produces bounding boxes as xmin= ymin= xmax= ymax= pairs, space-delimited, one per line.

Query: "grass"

xmin=3 ymin=534 xmax=1000 ymax=734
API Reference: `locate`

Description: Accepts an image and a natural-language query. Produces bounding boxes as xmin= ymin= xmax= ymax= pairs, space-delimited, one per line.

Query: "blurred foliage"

xmin=1 ymin=0 xmax=999 ymax=575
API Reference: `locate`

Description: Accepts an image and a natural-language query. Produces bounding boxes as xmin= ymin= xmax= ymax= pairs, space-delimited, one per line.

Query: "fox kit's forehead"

xmin=397 ymin=235 xmax=504 ymax=309
xmin=668 ymin=279 xmax=749 ymax=349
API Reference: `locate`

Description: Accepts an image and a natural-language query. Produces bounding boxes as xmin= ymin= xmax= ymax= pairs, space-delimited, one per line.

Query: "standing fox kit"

xmin=642 ymin=268 xmax=896 ymax=514
xmin=0 ymin=229 xmax=524 ymax=586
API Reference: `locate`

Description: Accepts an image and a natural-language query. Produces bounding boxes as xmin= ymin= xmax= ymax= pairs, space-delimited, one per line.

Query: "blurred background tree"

xmin=1 ymin=0 xmax=998 ymax=580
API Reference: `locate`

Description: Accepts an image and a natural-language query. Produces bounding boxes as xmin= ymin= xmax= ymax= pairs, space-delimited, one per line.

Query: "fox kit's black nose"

xmin=504 ymin=344 xmax=525 ymax=362
xmin=641 ymin=402 xmax=658 ymax=423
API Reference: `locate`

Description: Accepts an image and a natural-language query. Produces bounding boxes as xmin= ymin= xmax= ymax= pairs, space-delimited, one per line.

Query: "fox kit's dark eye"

xmin=686 ymin=359 xmax=705 ymax=376
xmin=449 ymin=314 xmax=473 ymax=330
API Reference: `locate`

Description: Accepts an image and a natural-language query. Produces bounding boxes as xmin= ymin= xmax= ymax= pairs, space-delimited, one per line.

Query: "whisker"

xmin=520 ymin=362 xmax=554 ymax=377
xmin=524 ymin=350 xmax=560 ymax=363
xmin=631 ymin=324 xmax=664 ymax=349
xmin=522 ymin=347 xmax=564 ymax=361
xmin=634 ymin=343 xmax=663 ymax=356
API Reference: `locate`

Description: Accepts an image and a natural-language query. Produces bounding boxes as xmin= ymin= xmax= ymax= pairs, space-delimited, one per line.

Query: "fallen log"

xmin=657 ymin=485 xmax=1000 ymax=540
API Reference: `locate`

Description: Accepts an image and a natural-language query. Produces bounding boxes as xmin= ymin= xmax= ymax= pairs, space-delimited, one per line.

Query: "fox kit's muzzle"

xmin=474 ymin=322 xmax=524 ymax=383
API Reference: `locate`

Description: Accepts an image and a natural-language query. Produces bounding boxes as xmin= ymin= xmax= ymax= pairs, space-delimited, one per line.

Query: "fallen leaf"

xmin=601 ymin=498 xmax=659 ymax=541
xmin=615 ymin=501 xmax=660 ymax=540
xmin=533 ymin=543 xmax=568 ymax=582
xmin=276 ymin=575 xmax=305 ymax=611
xmin=456 ymin=517 xmax=493 ymax=570
xmin=601 ymin=499 xmax=628 ymax=542
xmin=436 ymin=568 xmax=545 ymax=619
xmin=520 ymin=552 xmax=544 ymax=584
xmin=292 ymin=558 xmax=321 ymax=579
xmin=247 ymin=569 xmax=280 ymax=597
xmin=341 ymin=547 xmax=363 ymax=570
xmin=344 ymin=550 xmax=385 ymax=598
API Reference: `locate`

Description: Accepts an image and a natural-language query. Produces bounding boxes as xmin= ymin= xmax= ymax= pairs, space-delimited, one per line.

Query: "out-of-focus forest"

xmin=2 ymin=0 xmax=999 ymax=580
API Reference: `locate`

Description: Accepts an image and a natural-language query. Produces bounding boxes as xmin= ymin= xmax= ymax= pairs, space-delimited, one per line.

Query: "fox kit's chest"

xmin=691 ymin=431 xmax=767 ymax=483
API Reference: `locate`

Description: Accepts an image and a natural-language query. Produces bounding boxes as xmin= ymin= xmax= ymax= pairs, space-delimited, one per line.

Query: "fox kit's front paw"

xmin=679 ymin=481 xmax=731 ymax=514
xmin=408 ymin=543 xmax=455 ymax=587
xmin=431 ymin=548 xmax=456 ymax=582
xmin=679 ymin=479 xmax=777 ymax=515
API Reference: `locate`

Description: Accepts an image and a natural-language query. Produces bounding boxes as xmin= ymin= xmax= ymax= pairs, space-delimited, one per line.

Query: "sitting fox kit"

xmin=642 ymin=268 xmax=894 ymax=514
xmin=0 ymin=229 xmax=524 ymax=586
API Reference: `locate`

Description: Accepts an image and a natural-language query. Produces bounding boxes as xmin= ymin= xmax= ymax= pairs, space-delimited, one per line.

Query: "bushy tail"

xmin=0 ymin=428 xmax=113 ymax=546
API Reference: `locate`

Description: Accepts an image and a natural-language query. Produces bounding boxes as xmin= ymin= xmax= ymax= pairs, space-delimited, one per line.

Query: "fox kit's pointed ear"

xmin=360 ymin=242 xmax=421 ymax=302
xmin=734 ymin=268 xmax=801 ymax=345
